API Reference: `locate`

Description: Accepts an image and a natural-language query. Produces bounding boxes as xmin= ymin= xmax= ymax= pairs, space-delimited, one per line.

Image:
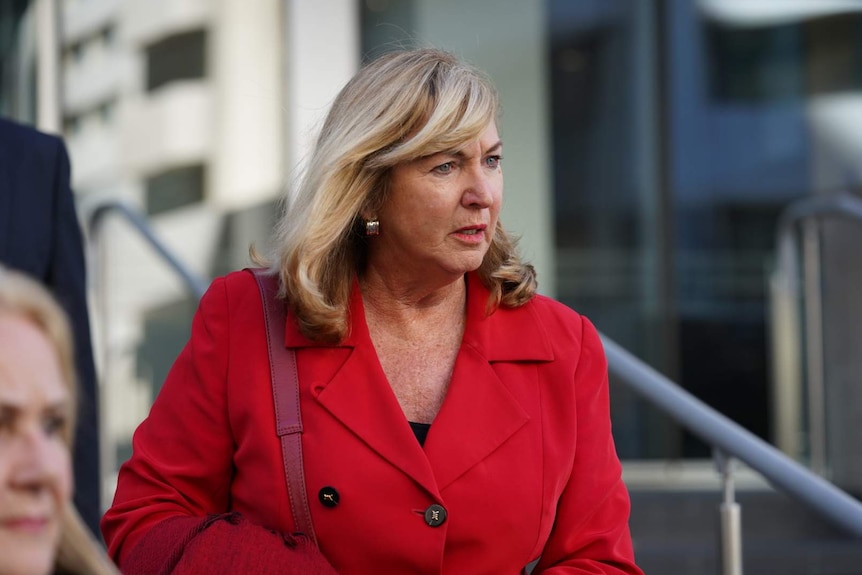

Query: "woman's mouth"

xmin=453 ymin=225 xmax=487 ymax=243
xmin=1 ymin=516 xmax=51 ymax=534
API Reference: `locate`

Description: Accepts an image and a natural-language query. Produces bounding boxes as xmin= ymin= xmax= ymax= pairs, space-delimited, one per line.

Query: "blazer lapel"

xmin=313 ymin=344 xmax=440 ymax=497
xmin=289 ymin=274 xmax=555 ymax=497
xmin=424 ymin=274 xmax=554 ymax=490
xmin=423 ymin=346 xmax=531 ymax=490
xmin=288 ymin=283 xmax=440 ymax=498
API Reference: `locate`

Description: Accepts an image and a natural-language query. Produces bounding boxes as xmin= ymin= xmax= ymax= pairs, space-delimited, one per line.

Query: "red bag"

xmin=122 ymin=513 xmax=337 ymax=575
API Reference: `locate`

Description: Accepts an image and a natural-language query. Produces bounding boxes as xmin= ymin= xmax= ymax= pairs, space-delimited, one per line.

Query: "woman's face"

xmin=369 ymin=122 xmax=503 ymax=285
xmin=0 ymin=313 xmax=72 ymax=575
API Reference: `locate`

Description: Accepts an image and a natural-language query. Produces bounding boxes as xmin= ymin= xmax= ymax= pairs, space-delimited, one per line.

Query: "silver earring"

xmin=365 ymin=218 xmax=380 ymax=236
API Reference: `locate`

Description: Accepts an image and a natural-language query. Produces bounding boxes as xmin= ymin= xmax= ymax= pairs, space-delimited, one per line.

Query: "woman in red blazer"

xmin=102 ymin=49 xmax=643 ymax=574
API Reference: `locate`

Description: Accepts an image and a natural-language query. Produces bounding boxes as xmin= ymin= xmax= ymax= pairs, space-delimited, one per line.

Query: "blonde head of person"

xmin=0 ymin=266 xmax=117 ymax=575
xmin=272 ymin=48 xmax=536 ymax=346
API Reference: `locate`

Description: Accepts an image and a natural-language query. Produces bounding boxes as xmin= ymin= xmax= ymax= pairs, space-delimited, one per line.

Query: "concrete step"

xmin=623 ymin=461 xmax=862 ymax=574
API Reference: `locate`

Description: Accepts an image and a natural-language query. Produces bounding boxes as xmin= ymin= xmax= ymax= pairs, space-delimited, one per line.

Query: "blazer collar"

xmin=283 ymin=273 xmax=555 ymax=363
xmin=283 ymin=273 xmax=553 ymax=495
xmin=461 ymin=273 xmax=554 ymax=362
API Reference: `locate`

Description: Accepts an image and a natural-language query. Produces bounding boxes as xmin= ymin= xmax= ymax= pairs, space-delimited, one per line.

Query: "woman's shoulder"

xmin=527 ymin=293 xmax=581 ymax=318
xmin=520 ymin=293 xmax=589 ymax=337
xmin=488 ymin=293 xmax=600 ymax=357
xmin=223 ymin=268 xmax=265 ymax=290
xmin=200 ymin=269 xmax=267 ymax=301
xmin=193 ymin=269 xmax=270 ymax=327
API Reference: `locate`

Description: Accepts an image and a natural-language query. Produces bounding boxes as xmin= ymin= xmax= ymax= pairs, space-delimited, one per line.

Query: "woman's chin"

xmin=0 ymin=527 xmax=59 ymax=575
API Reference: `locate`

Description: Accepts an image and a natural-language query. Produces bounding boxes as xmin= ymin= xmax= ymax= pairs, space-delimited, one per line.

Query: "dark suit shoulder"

xmin=0 ymin=117 xmax=65 ymax=164
xmin=0 ymin=116 xmax=62 ymax=144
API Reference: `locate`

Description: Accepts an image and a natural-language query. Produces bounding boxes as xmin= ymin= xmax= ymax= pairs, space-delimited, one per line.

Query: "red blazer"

xmin=102 ymin=270 xmax=642 ymax=574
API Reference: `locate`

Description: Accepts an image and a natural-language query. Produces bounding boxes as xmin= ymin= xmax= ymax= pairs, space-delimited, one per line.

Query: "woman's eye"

xmin=434 ymin=162 xmax=454 ymax=174
xmin=0 ymin=410 xmax=13 ymax=436
xmin=43 ymin=414 xmax=67 ymax=437
xmin=485 ymin=155 xmax=502 ymax=168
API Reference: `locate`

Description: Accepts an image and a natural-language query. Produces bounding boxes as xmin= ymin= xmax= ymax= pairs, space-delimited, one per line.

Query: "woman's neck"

xmin=359 ymin=271 xmax=467 ymax=336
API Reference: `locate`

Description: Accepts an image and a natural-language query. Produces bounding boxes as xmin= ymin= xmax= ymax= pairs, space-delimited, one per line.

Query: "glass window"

xmin=0 ymin=0 xmax=35 ymax=121
xmin=145 ymin=164 xmax=205 ymax=215
xmin=146 ymin=29 xmax=207 ymax=92
xmin=706 ymin=14 xmax=862 ymax=103
xmin=549 ymin=0 xmax=680 ymax=458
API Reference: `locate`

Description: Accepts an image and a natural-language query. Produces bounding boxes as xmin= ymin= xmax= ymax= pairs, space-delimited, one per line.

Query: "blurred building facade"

xmin=2 ymin=0 xmax=862 ymax=508
xmin=2 ymin=0 xmax=359 ymax=503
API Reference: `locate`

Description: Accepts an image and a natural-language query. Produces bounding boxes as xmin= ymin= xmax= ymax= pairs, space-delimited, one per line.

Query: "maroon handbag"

xmin=251 ymin=267 xmax=318 ymax=543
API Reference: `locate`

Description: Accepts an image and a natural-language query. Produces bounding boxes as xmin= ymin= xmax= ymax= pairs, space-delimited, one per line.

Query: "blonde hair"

xmin=271 ymin=48 xmax=536 ymax=343
xmin=0 ymin=266 xmax=119 ymax=575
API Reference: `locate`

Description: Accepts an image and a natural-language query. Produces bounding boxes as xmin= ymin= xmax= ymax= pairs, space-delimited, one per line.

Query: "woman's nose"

xmin=461 ymin=169 xmax=496 ymax=209
xmin=11 ymin=430 xmax=64 ymax=492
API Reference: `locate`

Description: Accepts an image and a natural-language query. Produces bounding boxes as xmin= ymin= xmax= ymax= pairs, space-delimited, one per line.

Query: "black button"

xmin=318 ymin=487 xmax=340 ymax=507
xmin=424 ymin=504 xmax=447 ymax=527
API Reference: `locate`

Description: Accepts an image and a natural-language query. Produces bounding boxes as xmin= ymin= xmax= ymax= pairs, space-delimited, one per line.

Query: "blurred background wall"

xmin=2 ymin=0 xmax=862 ymax=512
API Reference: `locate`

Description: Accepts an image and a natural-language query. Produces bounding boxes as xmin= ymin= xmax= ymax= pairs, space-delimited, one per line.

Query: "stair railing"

xmin=87 ymin=199 xmax=209 ymax=300
xmin=85 ymin=198 xmax=209 ymax=498
xmin=603 ymin=334 xmax=862 ymax=575
xmin=772 ymin=191 xmax=862 ymax=475
xmin=85 ymin=199 xmax=862 ymax=575
xmin=715 ymin=450 xmax=742 ymax=575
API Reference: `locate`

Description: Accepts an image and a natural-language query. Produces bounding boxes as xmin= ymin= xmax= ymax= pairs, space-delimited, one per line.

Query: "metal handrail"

xmin=85 ymin=199 xmax=210 ymax=499
xmin=603 ymin=335 xmax=862 ymax=538
xmin=86 ymin=199 xmax=209 ymax=299
xmin=773 ymin=191 xmax=862 ymax=473
xmin=775 ymin=191 xmax=862 ymax=291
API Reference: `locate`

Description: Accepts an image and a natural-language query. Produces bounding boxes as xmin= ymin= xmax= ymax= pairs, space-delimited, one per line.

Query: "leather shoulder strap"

xmin=249 ymin=268 xmax=317 ymax=545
